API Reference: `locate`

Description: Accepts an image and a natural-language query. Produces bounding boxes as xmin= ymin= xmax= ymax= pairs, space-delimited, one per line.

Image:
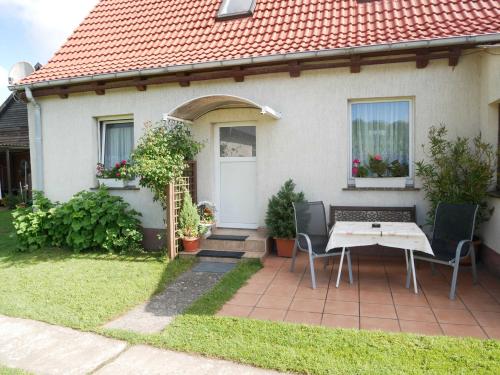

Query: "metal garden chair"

xmin=410 ymin=203 xmax=479 ymax=300
xmin=291 ymin=201 xmax=353 ymax=289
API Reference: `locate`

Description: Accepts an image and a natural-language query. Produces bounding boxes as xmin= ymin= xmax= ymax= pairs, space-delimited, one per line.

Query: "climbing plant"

xmin=131 ymin=120 xmax=204 ymax=208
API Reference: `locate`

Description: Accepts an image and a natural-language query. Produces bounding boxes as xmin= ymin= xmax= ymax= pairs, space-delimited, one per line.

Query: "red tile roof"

xmin=21 ymin=0 xmax=500 ymax=85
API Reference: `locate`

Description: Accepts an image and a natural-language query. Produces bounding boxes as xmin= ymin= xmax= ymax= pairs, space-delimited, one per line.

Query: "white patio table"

xmin=327 ymin=221 xmax=434 ymax=294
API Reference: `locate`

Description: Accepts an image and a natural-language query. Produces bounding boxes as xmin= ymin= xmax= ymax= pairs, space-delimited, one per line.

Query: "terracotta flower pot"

xmin=275 ymin=238 xmax=295 ymax=258
xmin=182 ymin=237 xmax=200 ymax=252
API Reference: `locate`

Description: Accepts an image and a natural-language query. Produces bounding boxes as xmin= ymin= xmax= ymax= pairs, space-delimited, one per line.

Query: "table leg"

xmin=409 ymin=249 xmax=418 ymax=294
xmin=335 ymin=247 xmax=346 ymax=288
xmin=404 ymin=249 xmax=408 ymax=270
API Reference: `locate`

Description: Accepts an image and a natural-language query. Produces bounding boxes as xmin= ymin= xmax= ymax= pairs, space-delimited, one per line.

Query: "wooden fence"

xmin=166 ymin=160 xmax=197 ymax=259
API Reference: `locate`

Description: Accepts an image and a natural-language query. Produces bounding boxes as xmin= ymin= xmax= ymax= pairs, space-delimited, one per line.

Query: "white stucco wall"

xmin=28 ymin=53 xmax=492 ymax=235
xmin=479 ymin=47 xmax=500 ymax=254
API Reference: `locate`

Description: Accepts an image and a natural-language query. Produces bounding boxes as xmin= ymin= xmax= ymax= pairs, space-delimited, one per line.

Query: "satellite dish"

xmin=8 ymin=62 xmax=35 ymax=85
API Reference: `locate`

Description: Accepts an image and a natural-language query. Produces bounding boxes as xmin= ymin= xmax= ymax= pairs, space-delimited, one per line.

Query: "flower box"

xmin=355 ymin=177 xmax=407 ymax=188
xmin=97 ymin=178 xmax=129 ymax=188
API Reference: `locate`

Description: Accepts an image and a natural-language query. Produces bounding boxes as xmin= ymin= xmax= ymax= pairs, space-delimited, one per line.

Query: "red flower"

xmin=116 ymin=172 xmax=121 ymax=177
xmin=115 ymin=162 xmax=120 ymax=168
xmin=121 ymin=160 xmax=127 ymax=165
xmin=374 ymin=154 xmax=382 ymax=161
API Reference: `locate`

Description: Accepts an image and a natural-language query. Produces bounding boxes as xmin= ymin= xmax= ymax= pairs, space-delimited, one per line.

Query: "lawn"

xmin=1 ymin=209 xmax=499 ymax=374
xmin=0 ymin=209 xmax=194 ymax=329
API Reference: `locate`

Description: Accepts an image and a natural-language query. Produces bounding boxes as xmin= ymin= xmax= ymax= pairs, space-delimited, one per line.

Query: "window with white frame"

xmin=349 ymin=99 xmax=412 ymax=183
xmin=217 ymin=0 xmax=255 ymax=19
xmin=99 ymin=120 xmax=134 ymax=169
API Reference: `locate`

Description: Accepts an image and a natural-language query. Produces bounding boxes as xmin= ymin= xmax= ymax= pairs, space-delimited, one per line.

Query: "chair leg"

xmin=449 ymin=261 xmax=460 ymax=300
xmin=405 ymin=257 xmax=412 ymax=289
xmin=335 ymin=247 xmax=346 ymax=288
xmin=308 ymin=253 xmax=317 ymax=289
xmin=290 ymin=240 xmax=298 ymax=272
xmin=470 ymin=245 xmax=478 ymax=284
xmin=346 ymin=251 xmax=353 ymax=284
xmin=430 ymin=262 xmax=436 ymax=275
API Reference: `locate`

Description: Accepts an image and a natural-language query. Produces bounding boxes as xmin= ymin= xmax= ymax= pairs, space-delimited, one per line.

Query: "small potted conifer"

xmin=265 ymin=179 xmax=305 ymax=257
xmin=177 ymin=190 xmax=201 ymax=252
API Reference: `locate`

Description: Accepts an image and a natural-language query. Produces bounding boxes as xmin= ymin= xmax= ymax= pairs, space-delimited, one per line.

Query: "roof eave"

xmin=10 ymin=33 xmax=500 ymax=91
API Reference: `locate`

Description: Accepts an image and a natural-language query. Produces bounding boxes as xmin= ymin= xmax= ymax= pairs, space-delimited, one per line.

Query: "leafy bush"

xmin=368 ymin=154 xmax=388 ymax=177
xmin=131 ymin=120 xmax=203 ymax=208
xmin=388 ymin=160 xmax=409 ymax=177
xmin=13 ymin=188 xmax=143 ymax=252
xmin=4 ymin=194 xmax=22 ymax=209
xmin=415 ymin=125 xmax=496 ymax=227
xmin=265 ymin=179 xmax=305 ymax=239
xmin=177 ymin=190 xmax=200 ymax=239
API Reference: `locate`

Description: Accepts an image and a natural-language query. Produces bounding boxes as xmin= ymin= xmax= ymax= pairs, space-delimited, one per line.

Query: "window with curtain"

xmin=101 ymin=121 xmax=134 ymax=169
xmin=351 ymin=100 xmax=411 ymax=178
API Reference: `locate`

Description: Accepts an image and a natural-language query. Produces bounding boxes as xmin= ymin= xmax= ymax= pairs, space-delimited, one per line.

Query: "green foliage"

xmin=131 ymin=121 xmax=203 ymax=208
xmin=415 ymin=125 xmax=496 ymax=227
xmin=356 ymin=165 xmax=369 ymax=177
xmin=12 ymin=188 xmax=143 ymax=253
xmin=177 ymin=190 xmax=200 ymax=238
xmin=388 ymin=160 xmax=409 ymax=177
xmin=368 ymin=154 xmax=388 ymax=177
xmin=265 ymin=179 xmax=305 ymax=239
xmin=3 ymin=194 xmax=22 ymax=209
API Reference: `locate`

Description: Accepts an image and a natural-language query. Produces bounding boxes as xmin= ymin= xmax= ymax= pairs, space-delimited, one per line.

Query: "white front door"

xmin=216 ymin=124 xmax=258 ymax=229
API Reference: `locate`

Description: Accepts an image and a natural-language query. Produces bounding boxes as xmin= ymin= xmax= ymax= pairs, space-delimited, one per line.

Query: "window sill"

xmin=488 ymin=190 xmax=500 ymax=199
xmin=90 ymin=186 xmax=140 ymax=191
xmin=343 ymin=186 xmax=420 ymax=192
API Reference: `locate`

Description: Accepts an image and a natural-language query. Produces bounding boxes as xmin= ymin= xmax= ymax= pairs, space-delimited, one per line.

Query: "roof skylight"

xmin=217 ymin=0 xmax=256 ymax=20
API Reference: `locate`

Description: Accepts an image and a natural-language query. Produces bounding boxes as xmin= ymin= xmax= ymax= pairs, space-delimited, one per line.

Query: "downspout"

xmin=24 ymin=88 xmax=44 ymax=192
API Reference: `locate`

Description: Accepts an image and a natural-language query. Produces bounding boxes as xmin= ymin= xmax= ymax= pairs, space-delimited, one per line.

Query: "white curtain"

xmin=352 ymin=101 xmax=409 ymax=170
xmin=104 ymin=123 xmax=133 ymax=168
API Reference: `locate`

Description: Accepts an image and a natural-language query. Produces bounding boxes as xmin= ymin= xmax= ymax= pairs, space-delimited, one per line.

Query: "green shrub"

xmin=415 ymin=125 xmax=496 ymax=227
xmin=12 ymin=188 xmax=143 ymax=253
xmin=265 ymin=179 xmax=305 ymax=239
xmin=177 ymin=190 xmax=200 ymax=239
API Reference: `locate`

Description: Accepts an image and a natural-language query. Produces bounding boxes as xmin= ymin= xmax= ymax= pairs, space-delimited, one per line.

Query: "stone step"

xmin=199 ymin=238 xmax=267 ymax=253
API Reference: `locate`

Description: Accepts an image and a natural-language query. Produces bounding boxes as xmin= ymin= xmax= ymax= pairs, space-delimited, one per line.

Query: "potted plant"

xmin=265 ymin=179 xmax=305 ymax=257
xmin=416 ymin=125 xmax=496 ymax=264
xmin=197 ymin=201 xmax=216 ymax=238
xmin=177 ymin=190 xmax=201 ymax=252
xmin=96 ymin=160 xmax=134 ymax=188
xmin=354 ymin=154 xmax=407 ymax=188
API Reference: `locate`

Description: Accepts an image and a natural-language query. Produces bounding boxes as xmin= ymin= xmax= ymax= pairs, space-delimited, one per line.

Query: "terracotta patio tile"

xmin=465 ymin=302 xmax=500 ymax=313
xmin=326 ymin=288 xmax=359 ymax=302
xmin=285 ymin=310 xmax=322 ymax=325
xmin=359 ymin=291 xmax=393 ymax=305
xmin=324 ymin=300 xmax=359 ymax=316
xmin=238 ymin=282 xmax=269 ymax=294
xmin=360 ymin=303 xmax=397 ymax=319
xmin=256 ymin=294 xmax=292 ymax=309
xmin=252 ymin=274 xmax=276 ymax=284
xmin=360 ymin=317 xmax=401 ymax=333
xmin=322 ymin=314 xmax=359 ymax=329
xmin=399 ymin=320 xmax=443 ymax=336
xmin=433 ymin=308 xmax=477 ymax=325
xmin=482 ymin=326 xmax=500 ymax=340
xmin=440 ymin=324 xmax=487 ymax=339
xmin=289 ymin=298 xmax=325 ymax=313
xmin=396 ymin=305 xmax=436 ymax=322
xmin=470 ymin=311 xmax=500 ymax=327
xmin=425 ymin=293 xmax=466 ymax=309
xmin=217 ymin=304 xmax=253 ymax=318
xmin=227 ymin=292 xmax=261 ymax=307
xmin=249 ymin=307 xmax=286 ymax=322
xmin=265 ymin=284 xmax=298 ymax=297
xmin=392 ymin=292 xmax=429 ymax=307
xmin=294 ymin=286 xmax=328 ymax=300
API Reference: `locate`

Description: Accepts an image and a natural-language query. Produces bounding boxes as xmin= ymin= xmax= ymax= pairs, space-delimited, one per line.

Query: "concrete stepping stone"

xmin=0 ymin=315 xmax=126 ymax=375
xmin=95 ymin=344 xmax=282 ymax=375
xmin=103 ymin=262 xmax=233 ymax=333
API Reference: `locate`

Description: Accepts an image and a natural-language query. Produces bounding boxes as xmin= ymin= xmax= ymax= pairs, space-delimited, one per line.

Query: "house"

xmin=8 ymin=1 xmax=500 ymax=270
xmin=0 ymin=93 xmax=31 ymax=200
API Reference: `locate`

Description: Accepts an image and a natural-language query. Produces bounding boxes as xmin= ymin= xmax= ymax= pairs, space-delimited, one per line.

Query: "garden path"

xmin=104 ymin=261 xmax=235 ymax=333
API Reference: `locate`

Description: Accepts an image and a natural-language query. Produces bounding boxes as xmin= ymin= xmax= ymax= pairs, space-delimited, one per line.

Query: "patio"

xmin=218 ymin=248 xmax=500 ymax=339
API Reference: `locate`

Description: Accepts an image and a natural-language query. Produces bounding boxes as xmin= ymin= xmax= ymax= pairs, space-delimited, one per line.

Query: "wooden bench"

xmin=329 ymin=205 xmax=416 ymax=227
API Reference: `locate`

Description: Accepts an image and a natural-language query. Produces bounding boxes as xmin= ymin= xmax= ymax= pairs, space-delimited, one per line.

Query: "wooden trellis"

xmin=166 ymin=161 xmax=197 ymax=259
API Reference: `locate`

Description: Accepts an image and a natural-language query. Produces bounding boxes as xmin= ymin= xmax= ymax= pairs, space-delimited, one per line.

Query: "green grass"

xmin=0 ymin=209 xmax=194 ymax=329
xmin=0 ymin=366 xmax=31 ymax=375
xmin=2 ymin=209 xmax=499 ymax=374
